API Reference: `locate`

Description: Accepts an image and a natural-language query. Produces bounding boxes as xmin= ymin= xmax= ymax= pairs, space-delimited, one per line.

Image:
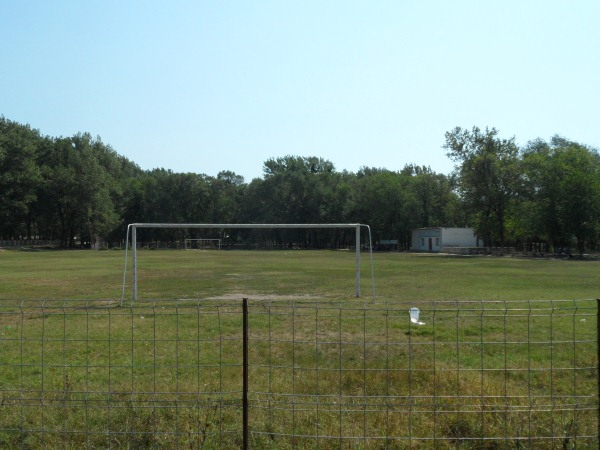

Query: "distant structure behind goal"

xmin=121 ymin=223 xmax=373 ymax=305
xmin=184 ymin=238 xmax=221 ymax=250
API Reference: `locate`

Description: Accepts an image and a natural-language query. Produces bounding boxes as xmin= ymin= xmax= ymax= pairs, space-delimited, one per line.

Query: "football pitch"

xmin=0 ymin=250 xmax=598 ymax=448
xmin=1 ymin=249 xmax=600 ymax=301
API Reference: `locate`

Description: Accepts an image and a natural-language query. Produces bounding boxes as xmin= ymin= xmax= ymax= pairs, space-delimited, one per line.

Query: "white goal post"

xmin=184 ymin=238 xmax=221 ymax=250
xmin=121 ymin=223 xmax=372 ymax=305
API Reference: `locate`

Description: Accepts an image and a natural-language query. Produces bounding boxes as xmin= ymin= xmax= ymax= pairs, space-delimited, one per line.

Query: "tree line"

xmin=1 ymin=117 xmax=599 ymax=253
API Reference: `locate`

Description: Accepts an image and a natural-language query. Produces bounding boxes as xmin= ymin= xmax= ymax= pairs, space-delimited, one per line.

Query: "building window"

xmin=421 ymin=238 xmax=424 ymax=247
xmin=435 ymin=238 xmax=440 ymax=247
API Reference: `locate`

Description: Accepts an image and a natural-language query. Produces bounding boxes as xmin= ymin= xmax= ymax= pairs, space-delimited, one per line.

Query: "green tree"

xmin=134 ymin=169 xmax=212 ymax=241
xmin=345 ymin=168 xmax=418 ymax=248
xmin=257 ymin=156 xmax=345 ymax=247
xmin=401 ymin=164 xmax=462 ymax=228
xmin=444 ymin=126 xmax=522 ymax=247
xmin=523 ymin=137 xmax=600 ymax=253
xmin=0 ymin=117 xmax=42 ymax=238
xmin=208 ymin=170 xmax=245 ymax=223
xmin=261 ymin=156 xmax=335 ymax=222
xmin=37 ymin=134 xmax=119 ymax=247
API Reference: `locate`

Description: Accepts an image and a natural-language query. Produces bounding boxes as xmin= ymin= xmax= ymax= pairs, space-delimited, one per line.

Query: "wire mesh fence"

xmin=0 ymin=298 xmax=597 ymax=448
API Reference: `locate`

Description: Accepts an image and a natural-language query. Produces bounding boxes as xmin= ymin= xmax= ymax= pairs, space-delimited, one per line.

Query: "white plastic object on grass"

xmin=409 ymin=307 xmax=425 ymax=325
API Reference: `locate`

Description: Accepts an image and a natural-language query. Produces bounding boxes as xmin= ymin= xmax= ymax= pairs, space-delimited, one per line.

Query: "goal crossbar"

xmin=122 ymin=223 xmax=370 ymax=304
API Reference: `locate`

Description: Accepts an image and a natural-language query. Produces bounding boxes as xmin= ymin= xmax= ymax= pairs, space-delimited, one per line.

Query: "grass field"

xmin=1 ymin=248 xmax=600 ymax=301
xmin=0 ymin=249 xmax=598 ymax=448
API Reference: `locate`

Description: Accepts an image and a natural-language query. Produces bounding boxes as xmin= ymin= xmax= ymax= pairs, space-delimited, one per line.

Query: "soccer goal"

xmin=184 ymin=238 xmax=221 ymax=250
xmin=121 ymin=223 xmax=374 ymax=305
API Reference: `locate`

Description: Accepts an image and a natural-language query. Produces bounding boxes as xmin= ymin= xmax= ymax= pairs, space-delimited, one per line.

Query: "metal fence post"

xmin=243 ymin=297 xmax=249 ymax=450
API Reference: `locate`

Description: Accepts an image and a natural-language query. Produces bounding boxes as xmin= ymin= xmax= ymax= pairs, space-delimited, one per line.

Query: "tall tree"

xmin=0 ymin=117 xmax=42 ymax=238
xmin=523 ymin=136 xmax=600 ymax=253
xmin=345 ymin=168 xmax=418 ymax=248
xmin=444 ymin=126 xmax=522 ymax=246
xmin=37 ymin=134 xmax=119 ymax=247
xmin=261 ymin=156 xmax=336 ymax=224
xmin=259 ymin=156 xmax=342 ymax=246
xmin=208 ymin=170 xmax=245 ymax=223
xmin=401 ymin=164 xmax=462 ymax=228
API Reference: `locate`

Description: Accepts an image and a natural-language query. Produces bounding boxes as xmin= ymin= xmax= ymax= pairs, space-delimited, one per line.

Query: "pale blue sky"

xmin=1 ymin=1 xmax=598 ymax=180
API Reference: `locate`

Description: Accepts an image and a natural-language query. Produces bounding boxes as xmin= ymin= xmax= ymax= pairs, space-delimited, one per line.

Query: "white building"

xmin=411 ymin=227 xmax=481 ymax=253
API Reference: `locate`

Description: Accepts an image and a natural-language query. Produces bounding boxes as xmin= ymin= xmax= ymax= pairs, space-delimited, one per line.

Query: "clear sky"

xmin=1 ymin=1 xmax=598 ymax=181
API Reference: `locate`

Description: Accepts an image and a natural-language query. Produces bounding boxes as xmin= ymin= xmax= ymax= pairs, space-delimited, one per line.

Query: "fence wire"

xmin=0 ymin=299 xmax=597 ymax=448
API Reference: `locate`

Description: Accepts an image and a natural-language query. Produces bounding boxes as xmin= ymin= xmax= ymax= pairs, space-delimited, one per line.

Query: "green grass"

xmin=1 ymin=249 xmax=599 ymax=301
xmin=0 ymin=249 xmax=598 ymax=448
